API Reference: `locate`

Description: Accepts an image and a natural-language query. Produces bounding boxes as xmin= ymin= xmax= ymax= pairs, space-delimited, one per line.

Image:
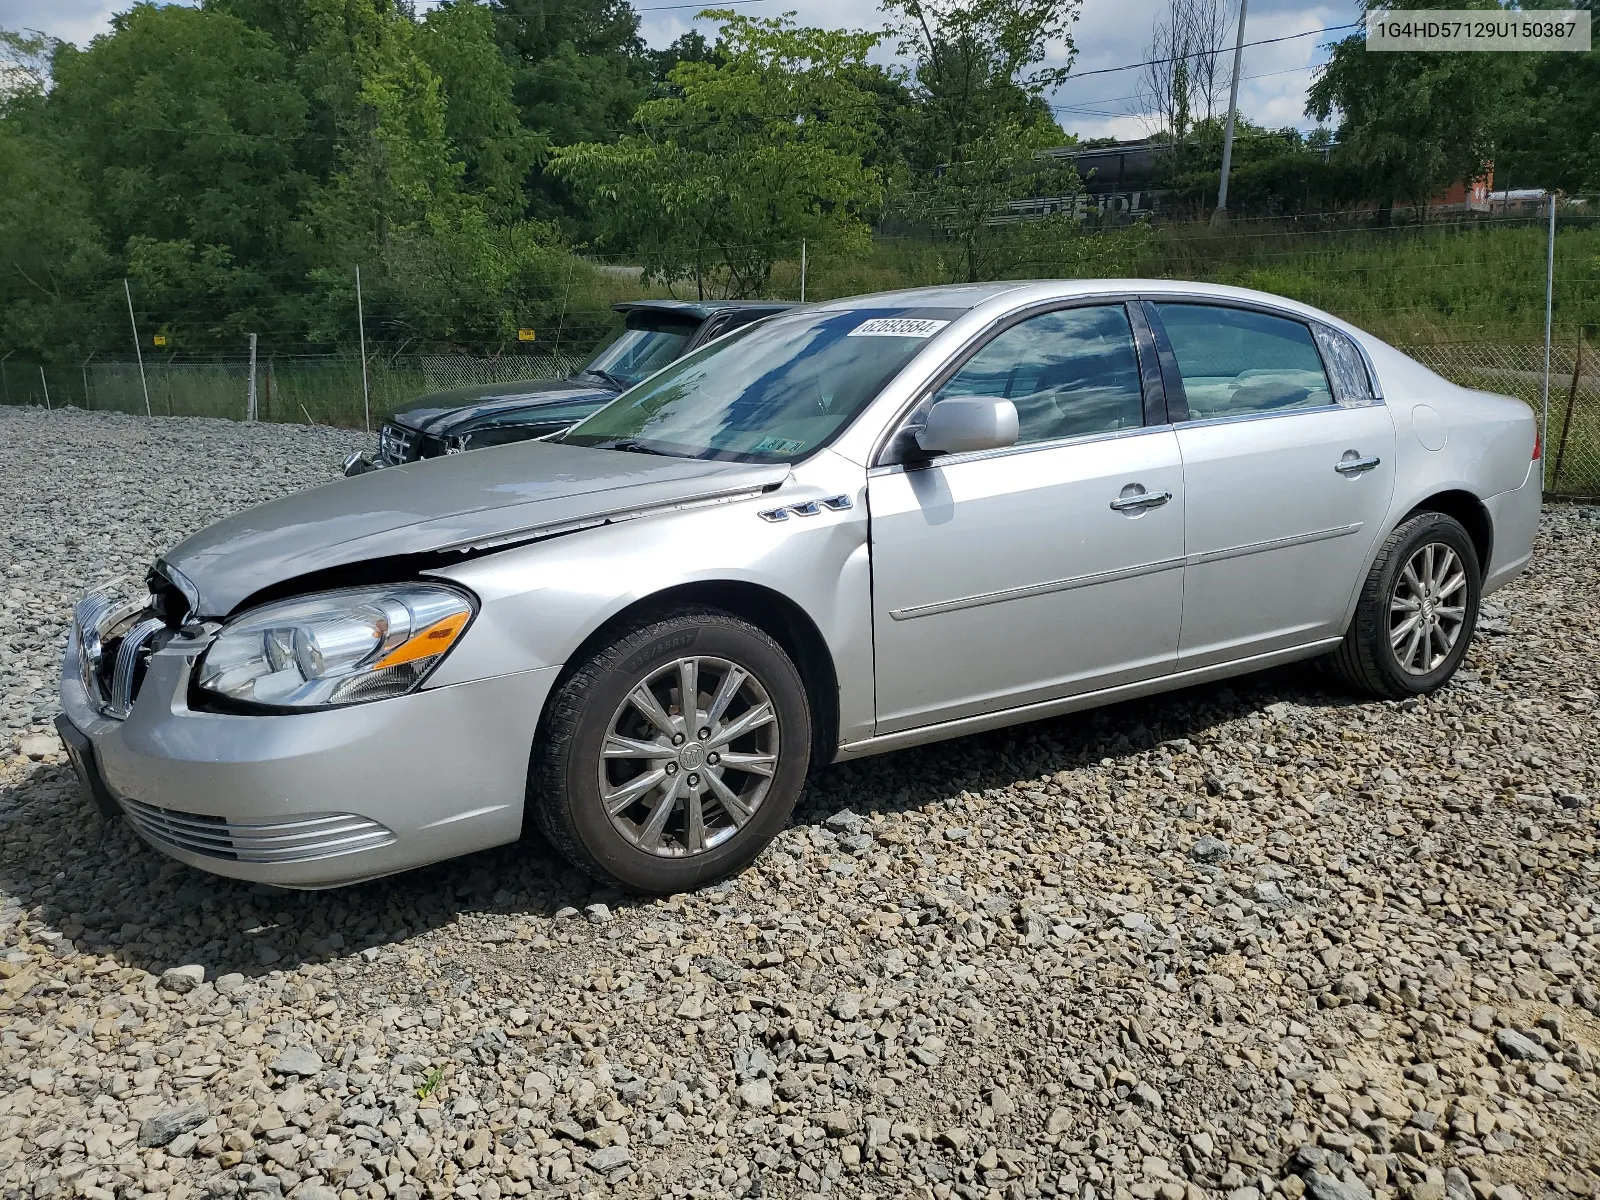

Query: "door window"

xmin=1153 ymin=303 xmax=1335 ymax=420
xmin=934 ymin=304 xmax=1145 ymax=445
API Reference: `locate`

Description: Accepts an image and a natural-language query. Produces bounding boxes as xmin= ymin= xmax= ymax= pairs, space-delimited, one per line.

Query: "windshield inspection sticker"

xmin=847 ymin=317 xmax=951 ymax=338
xmin=752 ymin=435 xmax=806 ymax=455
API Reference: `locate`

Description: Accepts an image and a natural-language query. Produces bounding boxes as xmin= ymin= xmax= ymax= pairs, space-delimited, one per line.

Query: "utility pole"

xmin=356 ymin=266 xmax=371 ymax=434
xmin=1214 ymin=0 xmax=1248 ymax=222
xmin=800 ymin=240 xmax=807 ymax=303
xmin=247 ymin=332 xmax=258 ymax=421
xmin=39 ymin=365 xmax=51 ymax=410
xmin=123 ymin=278 xmax=153 ymax=417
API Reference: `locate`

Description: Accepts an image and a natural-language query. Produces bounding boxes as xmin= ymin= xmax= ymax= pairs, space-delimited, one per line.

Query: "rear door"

xmin=1144 ymin=300 xmax=1398 ymax=667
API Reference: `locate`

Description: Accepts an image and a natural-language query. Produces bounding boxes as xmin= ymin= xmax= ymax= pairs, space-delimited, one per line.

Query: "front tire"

xmin=1328 ymin=511 xmax=1481 ymax=699
xmin=532 ymin=608 xmax=811 ymax=894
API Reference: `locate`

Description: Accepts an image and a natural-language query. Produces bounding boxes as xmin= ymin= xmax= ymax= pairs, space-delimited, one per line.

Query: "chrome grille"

xmin=120 ymin=798 xmax=396 ymax=864
xmin=73 ymin=588 xmax=159 ymax=720
xmin=378 ymin=422 xmax=419 ymax=465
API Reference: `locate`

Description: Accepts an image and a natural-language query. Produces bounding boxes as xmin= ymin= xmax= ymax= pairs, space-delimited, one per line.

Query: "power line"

xmin=1060 ymin=20 xmax=1361 ymax=83
xmin=1052 ymin=63 xmax=1321 ymax=116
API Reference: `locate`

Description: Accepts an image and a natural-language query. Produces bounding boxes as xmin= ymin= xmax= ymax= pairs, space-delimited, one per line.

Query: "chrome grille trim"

xmin=72 ymin=592 xmax=116 ymax=695
xmin=106 ymin=618 xmax=165 ymax=719
xmin=120 ymin=798 xmax=396 ymax=864
xmin=73 ymin=590 xmax=150 ymax=717
xmin=378 ymin=422 xmax=418 ymax=465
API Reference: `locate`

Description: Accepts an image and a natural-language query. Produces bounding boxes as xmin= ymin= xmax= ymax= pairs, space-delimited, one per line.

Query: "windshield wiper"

xmin=592 ymin=438 xmax=680 ymax=457
xmin=580 ymin=367 xmax=629 ymax=391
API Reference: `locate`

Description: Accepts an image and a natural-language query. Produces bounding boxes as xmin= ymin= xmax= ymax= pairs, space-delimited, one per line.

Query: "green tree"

xmin=882 ymin=0 xmax=1082 ymax=280
xmin=1493 ymin=0 xmax=1600 ymax=195
xmin=296 ymin=1 xmax=463 ymax=263
xmin=0 ymin=36 xmax=113 ymax=358
xmin=418 ymin=1 xmax=543 ymax=219
xmin=51 ymin=5 xmax=310 ymax=274
xmin=550 ymin=12 xmax=887 ymax=298
xmin=1307 ymin=0 xmax=1529 ymax=216
xmin=490 ymin=0 xmax=652 ymax=229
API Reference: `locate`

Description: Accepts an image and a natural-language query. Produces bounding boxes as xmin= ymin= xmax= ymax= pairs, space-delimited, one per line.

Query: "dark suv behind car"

xmin=344 ymin=299 xmax=794 ymax=474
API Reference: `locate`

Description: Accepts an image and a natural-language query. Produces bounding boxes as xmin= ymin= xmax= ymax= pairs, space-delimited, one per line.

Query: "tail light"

xmin=1532 ymin=428 xmax=1542 ymax=460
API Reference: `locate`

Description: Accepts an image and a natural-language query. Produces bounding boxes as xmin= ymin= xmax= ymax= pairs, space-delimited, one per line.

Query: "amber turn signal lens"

xmin=373 ymin=610 xmax=470 ymax=670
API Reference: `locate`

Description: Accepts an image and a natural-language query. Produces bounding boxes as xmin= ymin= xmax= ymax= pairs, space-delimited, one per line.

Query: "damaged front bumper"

xmin=59 ymin=621 xmax=559 ymax=888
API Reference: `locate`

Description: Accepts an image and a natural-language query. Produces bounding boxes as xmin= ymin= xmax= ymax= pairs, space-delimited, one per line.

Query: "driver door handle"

xmin=1109 ymin=489 xmax=1173 ymax=512
xmin=1336 ymin=454 xmax=1381 ymax=475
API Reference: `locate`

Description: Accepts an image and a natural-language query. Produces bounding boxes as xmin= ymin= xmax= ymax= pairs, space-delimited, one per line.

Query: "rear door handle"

xmin=1335 ymin=453 xmax=1381 ymax=475
xmin=1109 ymin=489 xmax=1173 ymax=512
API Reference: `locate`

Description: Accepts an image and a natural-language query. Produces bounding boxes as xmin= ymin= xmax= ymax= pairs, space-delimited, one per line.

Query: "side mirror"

xmin=914 ymin=396 xmax=1019 ymax=456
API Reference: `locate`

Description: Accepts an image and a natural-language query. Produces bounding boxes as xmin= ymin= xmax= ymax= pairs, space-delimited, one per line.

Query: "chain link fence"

xmin=3 ymin=339 xmax=1596 ymax=497
xmin=3 ymin=327 xmax=1597 ymax=500
xmin=0 ymin=351 xmax=587 ymax=430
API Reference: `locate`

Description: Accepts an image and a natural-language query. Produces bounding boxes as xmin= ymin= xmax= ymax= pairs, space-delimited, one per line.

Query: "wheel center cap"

xmin=678 ymin=742 xmax=706 ymax=770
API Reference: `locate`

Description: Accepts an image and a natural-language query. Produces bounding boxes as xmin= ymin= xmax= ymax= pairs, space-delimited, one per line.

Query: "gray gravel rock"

xmin=159 ymin=962 xmax=206 ymax=992
xmin=1493 ymin=1027 xmax=1551 ymax=1061
xmin=137 ymin=1103 xmax=209 ymax=1147
xmin=268 ymin=1045 xmax=324 ymax=1076
xmin=3 ymin=411 xmax=1600 ymax=1200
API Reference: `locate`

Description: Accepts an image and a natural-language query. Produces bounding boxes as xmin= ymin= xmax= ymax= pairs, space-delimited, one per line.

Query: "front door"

xmin=1145 ymin=301 xmax=1399 ymax=667
xmin=869 ymin=302 xmax=1187 ymax=734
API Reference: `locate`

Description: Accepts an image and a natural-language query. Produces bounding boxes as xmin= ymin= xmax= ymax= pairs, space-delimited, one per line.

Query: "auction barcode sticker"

xmin=1367 ymin=10 xmax=1589 ymax=51
xmin=848 ymin=317 xmax=951 ymax=338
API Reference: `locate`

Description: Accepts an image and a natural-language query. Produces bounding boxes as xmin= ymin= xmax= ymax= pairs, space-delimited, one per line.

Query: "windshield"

xmin=563 ymin=307 xmax=963 ymax=462
xmin=580 ymin=317 xmax=697 ymax=388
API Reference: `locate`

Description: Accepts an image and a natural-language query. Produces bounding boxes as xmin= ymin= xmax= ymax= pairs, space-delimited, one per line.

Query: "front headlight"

xmin=197 ymin=584 xmax=474 ymax=709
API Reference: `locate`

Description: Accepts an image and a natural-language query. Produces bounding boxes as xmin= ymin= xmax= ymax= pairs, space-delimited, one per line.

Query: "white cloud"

xmin=5 ymin=0 xmax=197 ymax=45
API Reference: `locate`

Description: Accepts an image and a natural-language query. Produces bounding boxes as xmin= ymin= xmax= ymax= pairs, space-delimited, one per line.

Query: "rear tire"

xmin=532 ymin=608 xmax=811 ymax=894
xmin=1328 ymin=511 xmax=1481 ymax=699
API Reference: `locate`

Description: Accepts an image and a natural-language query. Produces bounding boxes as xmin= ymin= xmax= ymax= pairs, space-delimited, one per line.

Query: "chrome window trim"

xmin=867 ymin=421 xmax=1173 ymax=478
xmin=1174 ymin=403 xmax=1354 ymax=433
xmin=869 ymin=292 xmax=1143 ymax=469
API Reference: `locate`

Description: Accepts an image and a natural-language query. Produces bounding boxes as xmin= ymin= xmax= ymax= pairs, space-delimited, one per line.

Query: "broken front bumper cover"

xmin=59 ymin=623 xmax=561 ymax=888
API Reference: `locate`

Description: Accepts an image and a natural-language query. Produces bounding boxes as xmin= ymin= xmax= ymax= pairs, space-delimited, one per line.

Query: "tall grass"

xmin=795 ymin=217 xmax=1599 ymax=346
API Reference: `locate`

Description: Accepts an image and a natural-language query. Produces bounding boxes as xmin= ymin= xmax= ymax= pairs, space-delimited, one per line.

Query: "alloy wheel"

xmin=1389 ymin=541 xmax=1469 ymax=675
xmin=597 ymin=656 xmax=780 ymax=857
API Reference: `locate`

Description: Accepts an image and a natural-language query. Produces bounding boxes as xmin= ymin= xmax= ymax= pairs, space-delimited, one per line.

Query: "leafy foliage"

xmin=1307 ymin=0 xmax=1530 ymax=212
xmin=550 ymin=12 xmax=886 ymax=298
xmin=880 ymin=0 xmax=1082 ymax=281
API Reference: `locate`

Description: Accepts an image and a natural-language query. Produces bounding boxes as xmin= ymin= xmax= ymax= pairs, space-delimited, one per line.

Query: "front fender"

xmin=422 ymin=464 xmax=875 ymax=746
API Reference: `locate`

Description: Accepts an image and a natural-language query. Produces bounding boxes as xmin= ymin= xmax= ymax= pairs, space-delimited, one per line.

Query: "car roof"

xmin=612 ymin=299 xmax=798 ymax=319
xmin=806 ymin=279 xmax=1356 ymax=330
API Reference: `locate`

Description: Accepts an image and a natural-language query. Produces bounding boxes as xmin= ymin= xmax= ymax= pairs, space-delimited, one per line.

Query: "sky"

xmin=1 ymin=0 xmax=1354 ymax=139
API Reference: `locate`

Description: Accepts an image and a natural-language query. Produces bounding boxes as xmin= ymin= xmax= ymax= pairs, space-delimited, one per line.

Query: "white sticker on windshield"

xmin=846 ymin=317 xmax=950 ymax=338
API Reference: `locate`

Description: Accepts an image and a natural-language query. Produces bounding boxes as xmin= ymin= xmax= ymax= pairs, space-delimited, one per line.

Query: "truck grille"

xmin=121 ymin=798 xmax=396 ymax=864
xmin=378 ymin=422 xmax=420 ymax=465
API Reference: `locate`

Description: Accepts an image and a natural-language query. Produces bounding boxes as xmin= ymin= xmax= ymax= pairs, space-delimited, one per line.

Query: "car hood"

xmin=394 ymin=378 xmax=616 ymax=436
xmin=160 ymin=442 xmax=790 ymax=617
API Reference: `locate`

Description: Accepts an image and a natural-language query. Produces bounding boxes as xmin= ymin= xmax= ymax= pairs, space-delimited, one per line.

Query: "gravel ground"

xmin=1 ymin=405 xmax=1598 ymax=1200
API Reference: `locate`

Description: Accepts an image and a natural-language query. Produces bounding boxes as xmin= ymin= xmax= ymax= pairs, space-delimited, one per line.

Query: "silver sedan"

xmin=58 ymin=281 xmax=1542 ymax=894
